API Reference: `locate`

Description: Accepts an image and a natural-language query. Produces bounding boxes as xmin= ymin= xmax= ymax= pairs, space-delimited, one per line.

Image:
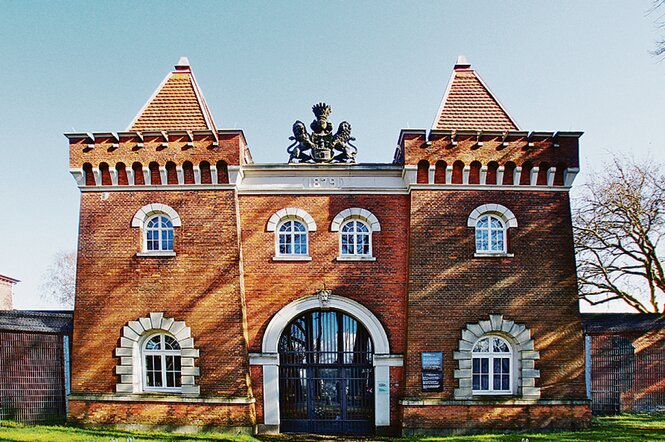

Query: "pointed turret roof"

xmin=127 ymin=57 xmax=217 ymax=132
xmin=432 ymin=56 xmax=519 ymax=131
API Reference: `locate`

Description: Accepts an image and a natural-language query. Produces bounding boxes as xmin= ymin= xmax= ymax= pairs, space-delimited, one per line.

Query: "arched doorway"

xmin=279 ymin=309 xmax=374 ymax=434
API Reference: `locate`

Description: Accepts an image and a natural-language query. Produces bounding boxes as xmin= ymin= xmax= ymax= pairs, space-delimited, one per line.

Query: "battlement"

xmin=396 ymin=129 xmax=581 ymax=187
xmin=66 ymin=129 xmax=250 ymax=187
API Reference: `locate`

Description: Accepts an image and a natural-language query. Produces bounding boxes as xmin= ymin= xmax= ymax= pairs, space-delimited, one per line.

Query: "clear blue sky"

xmin=0 ymin=1 xmax=663 ymax=310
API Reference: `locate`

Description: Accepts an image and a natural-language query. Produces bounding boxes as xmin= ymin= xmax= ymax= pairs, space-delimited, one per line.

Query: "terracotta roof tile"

xmin=129 ymin=59 xmax=216 ymax=132
xmin=433 ymin=61 xmax=519 ymax=131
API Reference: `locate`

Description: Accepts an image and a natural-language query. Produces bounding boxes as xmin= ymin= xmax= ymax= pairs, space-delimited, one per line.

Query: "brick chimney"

xmin=0 ymin=274 xmax=19 ymax=310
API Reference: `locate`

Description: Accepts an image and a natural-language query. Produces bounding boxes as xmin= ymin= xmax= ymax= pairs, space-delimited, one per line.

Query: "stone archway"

xmin=250 ymin=294 xmax=401 ymax=432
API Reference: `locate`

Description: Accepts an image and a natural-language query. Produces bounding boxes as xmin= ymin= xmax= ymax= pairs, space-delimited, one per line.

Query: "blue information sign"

xmin=421 ymin=352 xmax=443 ymax=392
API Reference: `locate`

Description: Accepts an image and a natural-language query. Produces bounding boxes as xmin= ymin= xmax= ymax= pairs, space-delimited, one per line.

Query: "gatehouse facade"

xmin=66 ymin=57 xmax=590 ymax=435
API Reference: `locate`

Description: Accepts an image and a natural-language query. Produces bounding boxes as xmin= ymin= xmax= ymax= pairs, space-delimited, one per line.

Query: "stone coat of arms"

xmin=287 ymin=103 xmax=357 ymax=164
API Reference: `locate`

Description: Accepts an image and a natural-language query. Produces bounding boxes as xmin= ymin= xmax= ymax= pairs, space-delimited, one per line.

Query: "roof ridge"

xmin=127 ymin=57 xmax=217 ymax=132
xmin=432 ymin=56 xmax=520 ymax=131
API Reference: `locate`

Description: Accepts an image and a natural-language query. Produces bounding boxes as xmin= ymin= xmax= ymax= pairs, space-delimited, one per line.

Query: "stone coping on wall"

xmin=399 ymin=398 xmax=590 ymax=406
xmin=69 ymin=392 xmax=255 ymax=404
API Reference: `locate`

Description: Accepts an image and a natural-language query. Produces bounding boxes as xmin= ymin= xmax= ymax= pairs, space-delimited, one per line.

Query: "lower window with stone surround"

xmin=115 ymin=312 xmax=200 ymax=395
xmin=454 ymin=314 xmax=540 ymax=400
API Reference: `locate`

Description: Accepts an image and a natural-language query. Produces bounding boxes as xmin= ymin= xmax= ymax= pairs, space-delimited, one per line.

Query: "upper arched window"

xmin=278 ymin=219 xmax=309 ymax=257
xmin=267 ymin=208 xmax=316 ymax=261
xmin=340 ymin=220 xmax=371 ymax=257
xmin=472 ymin=335 xmax=513 ymax=394
xmin=131 ymin=204 xmax=182 ymax=257
xmin=142 ymin=333 xmax=182 ymax=393
xmin=331 ymin=208 xmax=380 ymax=261
xmin=467 ymin=204 xmax=517 ymax=257
xmin=145 ymin=214 xmax=174 ymax=252
xmin=475 ymin=215 xmax=506 ymax=254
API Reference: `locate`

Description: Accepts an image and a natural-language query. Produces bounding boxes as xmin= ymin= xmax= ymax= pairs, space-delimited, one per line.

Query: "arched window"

xmin=267 ymin=208 xmax=316 ymax=261
xmin=475 ymin=214 xmax=506 ymax=254
xmin=472 ymin=335 xmax=513 ymax=394
xmin=277 ymin=219 xmax=308 ymax=257
xmin=142 ymin=333 xmax=182 ymax=392
xmin=331 ymin=208 xmax=380 ymax=261
xmin=145 ymin=214 xmax=174 ymax=252
xmin=340 ymin=219 xmax=371 ymax=257
xmin=115 ymin=312 xmax=199 ymax=395
xmin=468 ymin=204 xmax=517 ymax=256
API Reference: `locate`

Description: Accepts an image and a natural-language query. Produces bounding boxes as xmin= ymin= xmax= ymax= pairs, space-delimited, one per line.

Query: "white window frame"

xmin=275 ymin=218 xmax=310 ymax=259
xmin=131 ymin=204 xmax=181 ymax=257
xmin=474 ymin=214 xmax=507 ymax=255
xmin=143 ymin=214 xmax=175 ymax=254
xmin=467 ymin=204 xmax=517 ymax=258
xmin=339 ymin=219 xmax=372 ymax=258
xmin=267 ymin=208 xmax=316 ymax=262
xmin=331 ymin=208 xmax=380 ymax=261
xmin=141 ymin=332 xmax=182 ymax=393
xmin=471 ymin=335 xmax=514 ymax=395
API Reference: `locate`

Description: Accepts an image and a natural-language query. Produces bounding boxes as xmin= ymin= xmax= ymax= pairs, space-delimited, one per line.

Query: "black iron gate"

xmin=279 ymin=310 xmax=374 ymax=434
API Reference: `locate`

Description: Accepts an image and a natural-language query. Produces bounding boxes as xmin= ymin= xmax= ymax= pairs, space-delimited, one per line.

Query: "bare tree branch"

xmin=574 ymin=157 xmax=665 ymax=313
xmin=39 ymin=250 xmax=76 ymax=309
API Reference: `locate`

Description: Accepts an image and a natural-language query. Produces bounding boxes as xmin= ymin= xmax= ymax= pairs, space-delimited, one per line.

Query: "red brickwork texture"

xmin=401 ymin=132 xmax=579 ymax=171
xmin=590 ymin=331 xmax=665 ymax=412
xmin=68 ymin=400 xmax=254 ymax=427
xmin=69 ymin=132 xmax=243 ymax=170
xmin=401 ymin=404 xmax=591 ymax=432
xmin=404 ymin=189 xmax=587 ymax=401
xmin=71 ymin=190 xmax=251 ymax=398
xmin=239 ymin=194 xmax=409 ymax=355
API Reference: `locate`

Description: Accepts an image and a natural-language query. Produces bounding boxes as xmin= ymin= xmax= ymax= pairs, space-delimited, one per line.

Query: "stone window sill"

xmin=335 ymin=256 xmax=376 ymax=262
xmin=272 ymin=255 xmax=312 ymax=262
xmin=474 ymin=252 xmax=514 ymax=258
xmin=136 ymin=251 xmax=176 ymax=258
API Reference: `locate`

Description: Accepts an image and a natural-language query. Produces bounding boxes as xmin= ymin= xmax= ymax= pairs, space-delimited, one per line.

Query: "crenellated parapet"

xmin=396 ymin=129 xmax=581 ymax=188
xmin=67 ymin=129 xmax=251 ymax=188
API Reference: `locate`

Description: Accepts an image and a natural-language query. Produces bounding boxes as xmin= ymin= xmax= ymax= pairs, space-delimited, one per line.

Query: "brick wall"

xmin=239 ymin=194 xmax=410 ymax=356
xmin=70 ymin=190 xmax=252 ymax=403
xmin=68 ymin=400 xmax=255 ymax=428
xmin=404 ymin=189 xmax=587 ymax=402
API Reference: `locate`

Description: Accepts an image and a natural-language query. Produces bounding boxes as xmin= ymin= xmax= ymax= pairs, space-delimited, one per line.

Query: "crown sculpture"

xmin=287 ymin=103 xmax=358 ymax=163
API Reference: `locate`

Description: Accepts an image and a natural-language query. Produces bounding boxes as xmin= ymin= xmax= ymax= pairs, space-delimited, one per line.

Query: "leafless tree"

xmin=40 ymin=250 xmax=77 ymax=309
xmin=574 ymin=158 xmax=665 ymax=313
xmin=651 ymin=0 xmax=665 ymax=57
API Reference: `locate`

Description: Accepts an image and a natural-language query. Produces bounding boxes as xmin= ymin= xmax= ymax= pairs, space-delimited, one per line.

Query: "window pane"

xmin=501 ymin=357 xmax=510 ymax=373
xmin=473 ymin=338 xmax=490 ymax=352
xmin=481 ymin=358 xmax=488 ymax=373
xmin=293 ymin=221 xmax=305 ymax=232
xmin=473 ymin=358 xmax=480 ymax=372
xmin=491 ymin=229 xmax=503 ymax=251
xmin=164 ymin=336 xmax=180 ymax=350
xmin=473 ymin=374 xmax=480 ymax=390
xmin=476 ymin=230 xmax=489 ymax=251
xmin=502 ymin=374 xmax=510 ymax=390
xmin=341 ymin=234 xmax=350 ymax=255
xmin=493 ymin=374 xmax=502 ymax=390
xmin=481 ymin=374 xmax=488 ymax=390
xmin=476 ymin=216 xmax=488 ymax=228
xmin=493 ymin=338 xmax=510 ymax=353
xmin=490 ymin=217 xmax=502 ymax=228
xmin=146 ymin=336 xmax=161 ymax=350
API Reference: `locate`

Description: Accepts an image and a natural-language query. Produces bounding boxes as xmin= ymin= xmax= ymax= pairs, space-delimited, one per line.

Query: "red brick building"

xmin=66 ymin=56 xmax=590 ymax=435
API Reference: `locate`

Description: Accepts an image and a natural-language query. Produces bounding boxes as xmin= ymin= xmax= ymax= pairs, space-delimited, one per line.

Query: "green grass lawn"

xmin=1 ymin=414 xmax=664 ymax=441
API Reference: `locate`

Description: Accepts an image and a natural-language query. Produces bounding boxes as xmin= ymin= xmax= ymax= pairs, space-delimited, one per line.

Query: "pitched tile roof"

xmin=433 ymin=56 xmax=519 ymax=131
xmin=128 ymin=57 xmax=217 ymax=132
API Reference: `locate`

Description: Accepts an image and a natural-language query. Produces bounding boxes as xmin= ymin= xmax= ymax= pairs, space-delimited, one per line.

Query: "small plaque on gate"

xmin=421 ymin=352 xmax=443 ymax=392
